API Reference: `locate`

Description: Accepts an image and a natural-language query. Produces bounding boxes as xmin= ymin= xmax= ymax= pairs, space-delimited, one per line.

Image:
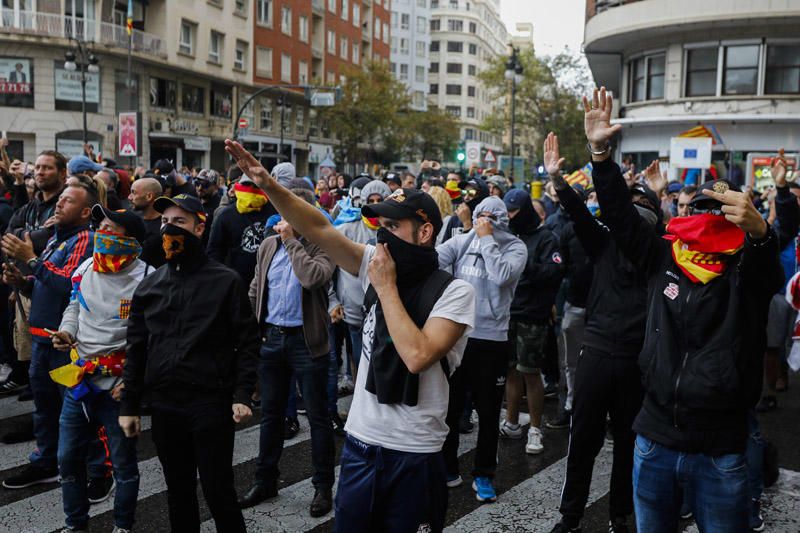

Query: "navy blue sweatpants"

xmin=334 ymin=434 xmax=448 ymax=533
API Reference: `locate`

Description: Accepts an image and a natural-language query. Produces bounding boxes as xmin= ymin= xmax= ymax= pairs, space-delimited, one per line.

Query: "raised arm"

xmin=225 ymin=140 xmax=364 ymax=275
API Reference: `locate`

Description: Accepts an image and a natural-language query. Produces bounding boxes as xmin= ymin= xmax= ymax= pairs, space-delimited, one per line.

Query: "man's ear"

xmin=194 ymin=221 xmax=206 ymax=238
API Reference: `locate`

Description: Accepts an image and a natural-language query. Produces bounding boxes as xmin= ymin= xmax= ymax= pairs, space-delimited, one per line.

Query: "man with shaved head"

xmin=129 ymin=177 xmax=165 ymax=267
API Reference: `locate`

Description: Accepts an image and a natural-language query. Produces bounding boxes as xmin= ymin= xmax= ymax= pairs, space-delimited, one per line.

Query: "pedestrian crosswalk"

xmin=0 ymin=392 xmax=796 ymax=532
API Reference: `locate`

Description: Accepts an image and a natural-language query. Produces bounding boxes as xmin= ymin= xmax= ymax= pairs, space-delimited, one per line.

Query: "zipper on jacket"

xmin=673 ymin=284 xmax=693 ymax=427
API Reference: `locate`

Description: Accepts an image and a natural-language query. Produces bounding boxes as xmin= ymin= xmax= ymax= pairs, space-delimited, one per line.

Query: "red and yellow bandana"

xmin=445 ymin=180 xmax=462 ymax=200
xmin=663 ymin=213 xmax=744 ymax=284
xmin=362 ymin=215 xmax=380 ymax=230
xmin=92 ymin=230 xmax=141 ymax=273
xmin=234 ymin=182 xmax=269 ymax=214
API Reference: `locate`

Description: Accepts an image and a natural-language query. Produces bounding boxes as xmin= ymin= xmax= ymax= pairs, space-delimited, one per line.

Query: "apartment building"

xmin=390 ymin=0 xmax=431 ymax=111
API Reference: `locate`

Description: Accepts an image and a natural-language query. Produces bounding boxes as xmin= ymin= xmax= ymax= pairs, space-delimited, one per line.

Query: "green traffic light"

xmin=456 ymin=152 xmax=466 ymax=162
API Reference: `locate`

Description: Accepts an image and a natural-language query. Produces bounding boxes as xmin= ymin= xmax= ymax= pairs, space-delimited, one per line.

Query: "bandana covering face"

xmin=664 ymin=213 xmax=744 ymax=284
xmin=161 ymin=223 xmax=203 ymax=267
xmin=92 ymin=230 xmax=142 ymax=273
xmin=234 ymin=182 xmax=269 ymax=214
xmin=362 ymin=215 xmax=380 ymax=230
xmin=445 ymin=180 xmax=462 ymax=200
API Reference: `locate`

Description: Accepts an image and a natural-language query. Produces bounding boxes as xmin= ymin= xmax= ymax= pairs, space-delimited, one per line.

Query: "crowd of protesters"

xmin=0 ymin=85 xmax=794 ymax=533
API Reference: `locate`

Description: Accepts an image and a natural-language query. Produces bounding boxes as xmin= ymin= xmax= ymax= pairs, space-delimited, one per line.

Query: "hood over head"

xmin=472 ymin=195 xmax=510 ymax=233
xmin=360 ymin=179 xmax=391 ymax=201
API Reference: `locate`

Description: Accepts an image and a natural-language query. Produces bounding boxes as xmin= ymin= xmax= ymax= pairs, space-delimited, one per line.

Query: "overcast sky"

xmin=500 ymin=0 xmax=586 ymax=57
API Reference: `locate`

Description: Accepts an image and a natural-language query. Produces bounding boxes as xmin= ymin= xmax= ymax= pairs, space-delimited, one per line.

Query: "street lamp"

xmin=64 ymin=40 xmax=99 ymax=145
xmin=504 ymin=47 xmax=523 ymax=179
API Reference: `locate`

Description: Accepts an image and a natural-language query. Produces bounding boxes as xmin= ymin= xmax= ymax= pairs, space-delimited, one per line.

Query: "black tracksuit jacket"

xmin=510 ymin=227 xmax=564 ymax=323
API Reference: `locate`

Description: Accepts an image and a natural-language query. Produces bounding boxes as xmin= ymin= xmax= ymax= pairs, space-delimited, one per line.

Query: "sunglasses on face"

xmin=689 ymin=206 xmax=724 ymax=216
xmin=195 ymin=181 xmax=213 ymax=189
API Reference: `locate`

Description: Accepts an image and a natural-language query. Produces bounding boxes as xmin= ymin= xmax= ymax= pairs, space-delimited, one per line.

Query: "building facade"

xmin=428 ymin=0 xmax=508 ymax=161
xmin=390 ymin=0 xmax=431 ymax=111
xmin=584 ymin=0 xmax=800 ymax=185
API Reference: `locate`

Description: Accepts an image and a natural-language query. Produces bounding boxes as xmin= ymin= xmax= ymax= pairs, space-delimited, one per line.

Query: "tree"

xmin=409 ymin=106 xmax=460 ymax=162
xmin=478 ymin=48 xmax=594 ymax=173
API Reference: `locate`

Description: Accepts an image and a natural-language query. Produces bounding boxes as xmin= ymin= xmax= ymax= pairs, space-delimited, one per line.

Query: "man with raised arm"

xmin=225 ymin=140 xmax=475 ymax=533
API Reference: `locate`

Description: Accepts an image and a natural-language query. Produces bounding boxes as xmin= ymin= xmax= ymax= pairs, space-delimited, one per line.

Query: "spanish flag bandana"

xmin=445 ymin=180 xmax=463 ymax=200
xmin=362 ymin=215 xmax=380 ymax=230
xmin=92 ymin=230 xmax=142 ymax=273
xmin=234 ymin=182 xmax=269 ymax=214
xmin=663 ymin=213 xmax=744 ymax=284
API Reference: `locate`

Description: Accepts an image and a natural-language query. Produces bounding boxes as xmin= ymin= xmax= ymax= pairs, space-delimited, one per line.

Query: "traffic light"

xmin=456 ymin=142 xmax=466 ymax=163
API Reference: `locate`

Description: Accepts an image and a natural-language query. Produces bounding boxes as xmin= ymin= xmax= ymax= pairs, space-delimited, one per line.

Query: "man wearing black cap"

xmin=153 ymin=159 xmax=196 ymax=198
xmin=193 ymin=169 xmax=222 ymax=245
xmin=225 ymin=139 xmax=475 ymax=533
xmin=50 ymin=205 xmax=148 ymax=533
xmin=583 ymin=88 xmax=782 ymax=532
xmin=383 ymin=171 xmax=401 ymax=192
xmin=119 ymin=193 xmax=259 ymax=533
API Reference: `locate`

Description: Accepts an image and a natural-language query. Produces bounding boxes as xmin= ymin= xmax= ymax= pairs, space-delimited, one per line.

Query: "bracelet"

xmin=586 ymin=143 xmax=612 ymax=156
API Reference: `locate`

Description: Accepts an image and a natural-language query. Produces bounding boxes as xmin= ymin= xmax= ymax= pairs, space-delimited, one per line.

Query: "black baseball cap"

xmin=384 ymin=172 xmax=401 ymax=186
xmin=691 ymin=179 xmax=740 ymax=207
xmin=630 ymin=183 xmax=660 ymax=214
xmin=153 ymin=193 xmax=207 ymax=223
xmin=153 ymin=159 xmax=174 ymax=176
xmin=91 ymin=204 xmax=147 ymax=243
xmin=362 ymin=188 xmax=443 ymax=236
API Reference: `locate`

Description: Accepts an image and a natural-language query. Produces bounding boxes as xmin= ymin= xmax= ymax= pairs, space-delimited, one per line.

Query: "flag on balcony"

xmin=126 ymin=0 xmax=133 ymax=36
xmin=678 ymin=124 xmax=724 ymax=145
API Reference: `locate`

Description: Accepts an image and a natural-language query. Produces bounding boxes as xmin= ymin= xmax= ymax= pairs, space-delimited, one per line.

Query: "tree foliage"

xmin=478 ymin=48 xmax=594 ymax=172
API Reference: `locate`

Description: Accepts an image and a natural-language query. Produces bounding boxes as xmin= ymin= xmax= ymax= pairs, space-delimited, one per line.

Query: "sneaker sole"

xmin=526 ymin=446 xmax=544 ymax=455
xmin=2 ymin=473 xmax=60 ymax=489
xmin=471 ymin=481 xmax=497 ymax=503
xmin=88 ymin=480 xmax=116 ymax=504
xmin=545 ymin=423 xmax=570 ymax=429
xmin=446 ymin=478 xmax=463 ymax=488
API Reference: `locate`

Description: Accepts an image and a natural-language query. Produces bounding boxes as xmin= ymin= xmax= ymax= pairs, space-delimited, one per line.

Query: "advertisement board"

xmin=118 ymin=112 xmax=138 ymax=157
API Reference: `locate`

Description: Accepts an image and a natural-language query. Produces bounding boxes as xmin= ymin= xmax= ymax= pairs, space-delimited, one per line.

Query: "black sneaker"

xmin=17 ymin=385 xmax=33 ymax=402
xmin=296 ymin=397 xmax=306 ymax=415
xmin=609 ymin=516 xmax=629 ymax=533
xmin=550 ymin=521 xmax=581 ymax=533
xmin=87 ymin=476 xmax=115 ymax=504
xmin=546 ymin=412 xmax=571 ymax=430
xmin=755 ymin=396 xmax=777 ymax=413
xmin=0 ymin=379 xmax=25 ymax=396
xmin=331 ymin=413 xmax=346 ymax=437
xmin=2 ymin=465 xmax=59 ymax=489
xmin=459 ymin=411 xmax=474 ymax=434
xmin=284 ymin=417 xmax=300 ymax=440
xmin=2 ymin=428 xmax=34 ymax=444
xmin=543 ymin=382 xmax=559 ymax=399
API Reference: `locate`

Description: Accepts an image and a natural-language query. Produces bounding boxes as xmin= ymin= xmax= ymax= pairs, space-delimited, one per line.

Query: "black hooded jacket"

xmin=509 ymin=198 xmax=564 ymax=322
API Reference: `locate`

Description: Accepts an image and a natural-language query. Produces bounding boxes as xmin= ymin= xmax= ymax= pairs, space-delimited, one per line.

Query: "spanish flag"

xmin=664 ymin=214 xmax=744 ymax=284
xmin=234 ymin=181 xmax=269 ymax=214
xmin=126 ymin=0 xmax=133 ymax=36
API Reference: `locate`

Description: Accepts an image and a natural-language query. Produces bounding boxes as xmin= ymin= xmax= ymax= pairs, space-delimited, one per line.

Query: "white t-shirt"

xmin=344 ymin=245 xmax=476 ymax=453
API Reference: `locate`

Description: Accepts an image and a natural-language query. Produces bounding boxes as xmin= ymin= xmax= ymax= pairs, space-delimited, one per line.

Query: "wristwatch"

xmin=586 ymin=143 xmax=612 ymax=156
xmin=26 ymin=257 xmax=38 ymax=269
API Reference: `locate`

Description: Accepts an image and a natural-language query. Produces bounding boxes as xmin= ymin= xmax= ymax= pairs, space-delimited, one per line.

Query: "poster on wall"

xmin=747 ymin=152 xmax=799 ymax=192
xmin=0 ymin=58 xmax=32 ymax=94
xmin=54 ymin=66 xmax=100 ymax=103
xmin=118 ymin=112 xmax=138 ymax=156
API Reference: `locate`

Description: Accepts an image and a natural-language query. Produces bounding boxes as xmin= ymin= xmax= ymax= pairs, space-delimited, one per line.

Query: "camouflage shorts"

xmin=508 ymin=320 xmax=547 ymax=374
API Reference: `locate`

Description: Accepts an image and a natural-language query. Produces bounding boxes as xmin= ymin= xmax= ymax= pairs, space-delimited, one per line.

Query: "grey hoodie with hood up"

xmin=436 ymin=196 xmax=527 ymax=341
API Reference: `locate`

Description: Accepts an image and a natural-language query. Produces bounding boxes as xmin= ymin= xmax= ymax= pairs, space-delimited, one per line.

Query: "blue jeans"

xmin=256 ymin=326 xmax=335 ymax=488
xmin=327 ymin=323 xmax=363 ymax=414
xmin=58 ymin=391 xmax=139 ymax=530
xmin=633 ymin=435 xmax=748 ymax=532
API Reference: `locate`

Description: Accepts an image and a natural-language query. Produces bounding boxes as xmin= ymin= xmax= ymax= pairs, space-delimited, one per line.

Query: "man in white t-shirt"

xmin=225 ymin=139 xmax=476 ymax=533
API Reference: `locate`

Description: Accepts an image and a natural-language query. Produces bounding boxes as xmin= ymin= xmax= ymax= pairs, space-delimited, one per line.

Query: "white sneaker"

xmin=498 ymin=420 xmax=523 ymax=439
xmin=526 ymin=426 xmax=544 ymax=454
xmin=0 ymin=363 xmax=11 ymax=382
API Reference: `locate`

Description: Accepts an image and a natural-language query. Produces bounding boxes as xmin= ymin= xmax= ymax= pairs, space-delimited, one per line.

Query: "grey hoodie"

xmin=436 ymin=196 xmax=527 ymax=341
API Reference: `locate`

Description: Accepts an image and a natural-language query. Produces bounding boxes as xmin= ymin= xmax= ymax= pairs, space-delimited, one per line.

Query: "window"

xmin=383 ymin=22 xmax=389 ymax=43
xmin=465 ymin=128 xmax=475 ymax=140
xmin=430 ymin=41 xmax=440 ymax=52
xmin=256 ymin=47 xmax=273 ymax=77
xmin=296 ymin=106 xmax=305 ymax=134
xmin=211 ymin=84 xmax=232 ymax=118
xmin=446 ymin=84 xmax=461 ymax=95
xmin=467 ymin=85 xmax=475 ymax=96
xmin=431 ymin=19 xmax=440 ymax=31
xmin=391 ymin=37 xmax=398 ymax=53
xmin=629 ymin=53 xmax=665 ymax=102
xmin=234 ymin=40 xmax=248 ymax=71
xmin=430 ymin=62 xmax=439 ymax=73
xmin=353 ymin=42 xmax=360 ymax=65
xmin=281 ymin=53 xmax=292 ymax=82
xmin=240 ymin=92 xmax=254 ymax=119
xmin=400 ymin=64 xmax=409 ymax=80
xmin=413 ymin=91 xmax=425 ymax=108
xmin=179 ymin=20 xmax=195 ymax=55
xmin=417 ymin=16 xmax=426 ymax=33
xmin=342 ymin=0 xmax=349 ymax=21
xmin=418 ymin=0 xmax=426 ymax=6
xmin=353 ymin=3 xmax=360 ymax=26
xmin=328 ymin=0 xmax=336 ymax=13
xmin=766 ymin=44 xmax=800 ymax=94
xmin=432 ymin=0 xmax=438 ymax=6
xmin=466 ymin=106 xmax=474 ymax=118
xmin=327 ymin=71 xmax=336 ymax=84
xmin=686 ymin=47 xmax=718 ymax=97
xmin=327 ymin=30 xmax=336 ymax=52
xmin=257 ymin=0 xmax=272 ymax=26
xmin=150 ymin=78 xmax=176 ymax=108
xmin=115 ymin=71 xmax=139 ymax=114
xmin=447 ymin=41 xmax=463 ymax=53
xmin=235 ymin=0 xmax=248 ymax=15
xmin=391 ymin=11 xmax=398 ymax=28
xmin=430 ymin=83 xmax=439 ymax=94
xmin=467 ymin=64 xmax=476 ymax=76
xmin=400 ymin=38 xmax=409 ymax=55
xmin=281 ymin=6 xmax=291 ymax=35
xmin=401 ymin=13 xmax=410 ymax=30
xmin=416 ymin=41 xmax=426 ymax=58
xmin=449 ymin=0 xmax=458 ymax=7
xmin=341 ymin=37 xmax=349 ymax=59
xmin=375 ymin=18 xmax=381 ymax=40
xmin=415 ymin=66 xmax=425 ymax=82
xmin=299 ymin=60 xmax=309 ymax=84
xmin=446 ymin=63 xmax=462 ymax=74
xmin=469 ymin=22 xmax=476 ymax=33
xmin=445 ymin=105 xmax=460 ymax=117
xmin=468 ymin=43 xmax=477 ymax=55
xmin=181 ymin=83 xmax=204 ymax=114
xmin=208 ymin=31 xmax=223 ymax=64
xmin=299 ymin=16 xmax=308 ymax=42
xmin=447 ymin=19 xmax=462 ymax=32
xmin=260 ymin=98 xmax=273 ymax=130
xmin=723 ymin=44 xmax=759 ymax=95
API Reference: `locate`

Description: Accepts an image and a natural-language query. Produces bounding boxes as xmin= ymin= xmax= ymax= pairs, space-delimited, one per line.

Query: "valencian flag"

xmin=566 ymin=162 xmax=593 ymax=189
xmin=126 ymin=0 xmax=134 ymax=36
xmin=663 ymin=213 xmax=744 ymax=284
xmin=678 ymin=124 xmax=724 ymax=145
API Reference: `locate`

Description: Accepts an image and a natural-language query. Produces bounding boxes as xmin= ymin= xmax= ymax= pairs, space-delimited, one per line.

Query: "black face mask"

xmin=509 ymin=199 xmax=541 ymax=235
xmin=161 ymin=223 xmax=204 ymax=270
xmin=376 ymin=227 xmax=439 ymax=288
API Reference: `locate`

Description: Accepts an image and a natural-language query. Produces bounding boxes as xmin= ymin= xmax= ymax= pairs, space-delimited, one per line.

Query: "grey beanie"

xmin=271 ymin=162 xmax=296 ymax=187
xmin=360 ymin=179 xmax=391 ymax=201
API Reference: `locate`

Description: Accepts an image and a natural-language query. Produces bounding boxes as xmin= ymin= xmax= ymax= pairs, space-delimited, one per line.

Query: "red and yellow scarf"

xmin=664 ymin=214 xmax=744 ymax=284
xmin=234 ymin=182 xmax=269 ymax=214
xmin=93 ymin=230 xmax=141 ymax=273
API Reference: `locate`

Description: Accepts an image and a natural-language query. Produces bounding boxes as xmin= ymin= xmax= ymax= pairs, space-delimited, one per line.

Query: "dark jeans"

xmin=559 ymin=346 xmax=643 ymax=524
xmin=327 ymin=323 xmax=363 ymax=413
xmin=443 ymin=338 xmax=508 ymax=479
xmin=334 ymin=435 xmax=447 ymax=533
xmin=256 ymin=326 xmax=335 ymax=488
xmin=29 ymin=340 xmax=107 ymax=475
xmin=633 ymin=435 xmax=748 ymax=532
xmin=59 ymin=391 xmax=139 ymax=530
xmin=151 ymin=401 xmax=245 ymax=533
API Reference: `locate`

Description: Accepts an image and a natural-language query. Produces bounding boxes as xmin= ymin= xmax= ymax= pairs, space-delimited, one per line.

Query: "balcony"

xmin=311 ymin=0 xmax=325 ymax=16
xmin=586 ymin=0 xmax=638 ymax=20
xmin=0 ymin=11 xmax=166 ymax=59
xmin=311 ymin=40 xmax=323 ymax=59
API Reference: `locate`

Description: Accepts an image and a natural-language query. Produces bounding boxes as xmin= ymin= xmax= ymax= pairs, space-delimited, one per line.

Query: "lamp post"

xmin=64 ymin=39 xmax=99 ymax=145
xmin=504 ymin=47 xmax=523 ymax=179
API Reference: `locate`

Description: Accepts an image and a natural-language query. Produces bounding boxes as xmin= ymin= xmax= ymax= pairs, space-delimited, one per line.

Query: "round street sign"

xmin=238 ymin=117 xmax=249 ymax=130
xmin=467 ymin=147 xmax=479 ymax=161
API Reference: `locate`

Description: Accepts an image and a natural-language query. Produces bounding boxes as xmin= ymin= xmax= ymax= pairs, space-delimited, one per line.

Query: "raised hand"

xmin=224 ymin=139 xmax=273 ymax=190
xmin=704 ymin=188 xmax=768 ymax=239
xmin=543 ymin=132 xmax=566 ymax=177
xmin=770 ymin=148 xmax=788 ymax=188
xmin=582 ymin=87 xmax=622 ymax=153
xmin=644 ymin=160 xmax=666 ymax=195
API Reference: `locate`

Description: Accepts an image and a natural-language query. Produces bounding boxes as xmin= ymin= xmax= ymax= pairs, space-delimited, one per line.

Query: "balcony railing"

xmin=587 ymin=0 xmax=642 ymax=19
xmin=0 ymin=11 xmax=166 ymax=59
